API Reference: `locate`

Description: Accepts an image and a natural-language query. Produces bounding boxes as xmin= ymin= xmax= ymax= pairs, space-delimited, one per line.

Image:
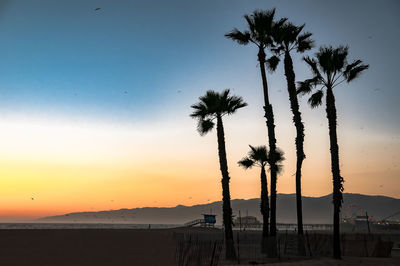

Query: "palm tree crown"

xmin=225 ymin=9 xmax=286 ymax=49
xmin=267 ymin=22 xmax=314 ymax=71
xmin=238 ymin=145 xmax=284 ymax=171
xmin=190 ymin=89 xmax=247 ymax=135
xmin=297 ymin=46 xmax=369 ymax=107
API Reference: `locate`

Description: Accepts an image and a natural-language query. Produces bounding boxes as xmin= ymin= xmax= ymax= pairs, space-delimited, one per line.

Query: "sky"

xmin=0 ymin=0 xmax=398 ymax=221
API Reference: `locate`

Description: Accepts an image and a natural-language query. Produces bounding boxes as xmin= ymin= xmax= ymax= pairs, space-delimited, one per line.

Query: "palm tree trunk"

xmin=326 ymin=88 xmax=343 ymax=259
xmin=283 ymin=51 xmax=305 ymax=236
xmin=260 ymin=165 xmax=269 ymax=254
xmin=258 ymin=46 xmax=278 ymax=257
xmin=216 ymin=114 xmax=237 ymax=260
xmin=258 ymin=47 xmax=278 ymax=231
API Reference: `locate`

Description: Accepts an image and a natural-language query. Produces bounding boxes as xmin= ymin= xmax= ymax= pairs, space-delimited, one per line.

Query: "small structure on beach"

xmin=184 ymin=214 xmax=216 ymax=227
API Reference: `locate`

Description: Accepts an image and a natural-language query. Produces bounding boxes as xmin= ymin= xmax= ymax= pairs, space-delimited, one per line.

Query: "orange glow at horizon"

xmin=0 ymin=115 xmax=398 ymax=220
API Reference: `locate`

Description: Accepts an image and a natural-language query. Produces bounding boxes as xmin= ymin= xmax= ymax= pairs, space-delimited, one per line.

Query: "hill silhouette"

xmin=39 ymin=193 xmax=399 ymax=224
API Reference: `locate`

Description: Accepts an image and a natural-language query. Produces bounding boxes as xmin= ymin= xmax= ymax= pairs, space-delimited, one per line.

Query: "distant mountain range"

xmin=39 ymin=193 xmax=400 ymax=224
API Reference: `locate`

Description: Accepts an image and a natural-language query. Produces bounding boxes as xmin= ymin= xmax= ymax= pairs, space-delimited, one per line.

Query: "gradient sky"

xmin=0 ymin=0 xmax=399 ymax=221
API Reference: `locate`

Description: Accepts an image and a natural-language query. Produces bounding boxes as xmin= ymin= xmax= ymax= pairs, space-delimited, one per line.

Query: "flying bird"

xmin=31 ymin=197 xmax=34 ymax=200
xmin=94 ymin=8 xmax=101 ymax=11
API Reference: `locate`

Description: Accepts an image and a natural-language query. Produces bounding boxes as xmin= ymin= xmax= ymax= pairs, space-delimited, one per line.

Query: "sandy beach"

xmin=0 ymin=228 xmax=177 ymax=266
xmin=0 ymin=227 xmax=399 ymax=266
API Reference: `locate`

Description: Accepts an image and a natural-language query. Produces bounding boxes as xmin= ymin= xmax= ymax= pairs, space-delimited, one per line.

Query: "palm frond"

xmin=197 ymin=118 xmax=214 ymax=136
xmin=308 ymin=89 xmax=324 ymax=108
xmin=270 ymin=46 xmax=284 ymax=54
xmin=244 ymin=14 xmax=256 ymax=37
xmin=316 ymin=46 xmax=348 ymax=74
xmin=273 ymin=148 xmax=285 ymax=163
xmin=243 ymin=9 xmax=277 ymax=46
xmin=273 ymin=17 xmax=288 ymax=42
xmin=276 ymin=164 xmax=284 ymax=175
xmin=345 ymin=64 xmax=369 ymax=82
xmin=344 ymin=60 xmax=362 ymax=73
xmin=267 ymin=148 xmax=285 ymax=171
xmin=316 ymin=46 xmax=333 ymax=74
xmin=191 ymin=89 xmax=247 ymax=125
xmin=225 ymin=93 xmax=248 ymax=114
xmin=275 ymin=17 xmax=288 ymax=28
xmin=272 ymin=20 xmax=313 ymax=54
xmin=297 ymin=31 xmax=312 ymax=44
xmin=266 ymin=55 xmax=280 ymax=72
xmin=296 ymin=32 xmax=314 ymax=52
xmin=297 ymin=76 xmax=321 ymax=95
xmin=331 ymin=46 xmax=348 ymax=72
xmin=238 ymin=157 xmax=255 ymax=169
xmin=343 ymin=60 xmax=369 ymax=82
xmin=303 ymin=56 xmax=322 ymax=78
xmin=225 ymin=28 xmax=251 ymax=45
xmin=248 ymin=145 xmax=268 ymax=163
xmin=190 ymin=102 xmax=208 ymax=118
xmin=297 ymin=80 xmax=312 ymax=95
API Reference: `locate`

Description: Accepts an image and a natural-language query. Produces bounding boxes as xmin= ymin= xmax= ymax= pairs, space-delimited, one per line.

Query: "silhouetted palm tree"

xmin=238 ymin=145 xmax=284 ymax=254
xmin=225 ymin=10 xmax=286 ymax=249
xmin=191 ymin=89 xmax=247 ymax=260
xmin=298 ymin=46 xmax=368 ymax=259
xmin=267 ymin=21 xmax=314 ymax=237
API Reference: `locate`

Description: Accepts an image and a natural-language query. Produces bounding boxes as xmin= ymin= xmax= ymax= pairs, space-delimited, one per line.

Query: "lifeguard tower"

xmin=184 ymin=214 xmax=216 ymax=227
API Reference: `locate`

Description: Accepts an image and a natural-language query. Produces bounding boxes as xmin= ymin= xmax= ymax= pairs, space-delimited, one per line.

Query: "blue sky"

xmin=0 ymin=0 xmax=398 ymax=128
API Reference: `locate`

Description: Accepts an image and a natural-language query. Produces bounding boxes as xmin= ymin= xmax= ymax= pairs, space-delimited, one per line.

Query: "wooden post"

xmin=366 ymin=212 xmax=371 ymax=234
xmin=237 ymin=231 xmax=240 ymax=264
xmin=239 ymin=210 xmax=242 ymax=231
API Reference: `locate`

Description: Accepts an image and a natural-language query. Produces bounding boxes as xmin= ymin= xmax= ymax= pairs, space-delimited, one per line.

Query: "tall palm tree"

xmin=225 ymin=9 xmax=286 ymax=247
xmin=190 ymin=89 xmax=247 ymax=260
xmin=267 ymin=21 xmax=314 ymax=236
xmin=238 ymin=145 xmax=284 ymax=254
xmin=298 ymin=46 xmax=368 ymax=259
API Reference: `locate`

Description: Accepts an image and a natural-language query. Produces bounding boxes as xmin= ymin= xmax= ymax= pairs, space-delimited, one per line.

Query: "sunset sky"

xmin=0 ymin=0 xmax=398 ymax=221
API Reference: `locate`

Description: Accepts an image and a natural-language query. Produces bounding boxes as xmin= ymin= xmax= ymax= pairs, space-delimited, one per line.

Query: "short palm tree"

xmin=238 ymin=145 xmax=284 ymax=254
xmin=298 ymin=46 xmax=368 ymax=259
xmin=225 ymin=9 xmax=286 ymax=248
xmin=267 ymin=21 xmax=314 ymax=236
xmin=191 ymin=89 xmax=247 ymax=260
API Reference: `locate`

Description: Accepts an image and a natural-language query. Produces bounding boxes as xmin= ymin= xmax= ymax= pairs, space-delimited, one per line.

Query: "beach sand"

xmin=0 ymin=228 xmax=177 ymax=266
xmin=0 ymin=228 xmax=399 ymax=266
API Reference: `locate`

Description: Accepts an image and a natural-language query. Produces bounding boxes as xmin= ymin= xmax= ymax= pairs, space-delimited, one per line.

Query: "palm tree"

xmin=238 ymin=145 xmax=284 ymax=254
xmin=298 ymin=46 xmax=368 ymax=259
xmin=267 ymin=21 xmax=314 ymax=237
xmin=225 ymin=9 xmax=286 ymax=248
xmin=190 ymin=89 xmax=247 ymax=260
